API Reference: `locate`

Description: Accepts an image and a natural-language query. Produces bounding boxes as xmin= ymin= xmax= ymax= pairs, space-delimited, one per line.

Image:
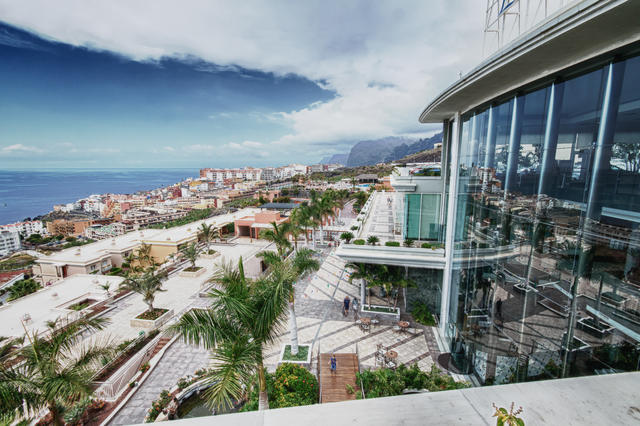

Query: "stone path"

xmin=109 ymin=340 xmax=210 ymax=425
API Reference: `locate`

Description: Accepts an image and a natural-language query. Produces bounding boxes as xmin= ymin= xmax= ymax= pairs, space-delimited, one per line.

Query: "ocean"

xmin=0 ymin=168 xmax=196 ymax=225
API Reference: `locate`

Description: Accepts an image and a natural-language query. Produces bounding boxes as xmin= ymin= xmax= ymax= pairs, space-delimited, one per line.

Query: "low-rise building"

xmin=234 ymin=210 xmax=289 ymax=239
xmin=46 ymin=219 xmax=92 ymax=237
xmin=0 ymin=220 xmax=47 ymax=236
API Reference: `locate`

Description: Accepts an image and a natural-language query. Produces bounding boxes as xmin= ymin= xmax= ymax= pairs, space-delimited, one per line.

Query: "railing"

xmin=356 ymin=342 xmax=365 ymax=400
xmin=316 ymin=343 xmax=322 ymax=404
xmin=93 ymin=329 xmax=169 ymax=401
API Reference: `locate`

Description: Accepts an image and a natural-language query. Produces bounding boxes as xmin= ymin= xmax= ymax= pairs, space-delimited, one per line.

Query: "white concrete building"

xmin=0 ymin=220 xmax=47 ymax=236
xmin=0 ymin=230 xmax=21 ymax=256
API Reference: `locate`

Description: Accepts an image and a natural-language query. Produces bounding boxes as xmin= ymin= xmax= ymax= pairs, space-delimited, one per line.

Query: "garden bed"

xmin=68 ymin=298 xmax=98 ymax=311
xmin=201 ymin=251 xmax=220 ymax=259
xmin=362 ymin=304 xmax=400 ymax=320
xmin=179 ymin=266 xmax=206 ymax=278
xmin=279 ymin=344 xmax=311 ymax=364
xmin=131 ymin=308 xmax=173 ymax=329
xmin=577 ymin=317 xmax=614 ymax=339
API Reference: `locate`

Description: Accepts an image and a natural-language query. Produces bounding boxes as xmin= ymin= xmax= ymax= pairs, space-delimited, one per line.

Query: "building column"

xmin=440 ymin=113 xmax=462 ymax=336
xmin=537 ymin=82 xmax=564 ymax=196
xmin=586 ymin=61 xmax=626 ymax=222
xmin=504 ymin=95 xmax=524 ymax=197
xmin=484 ymin=106 xmax=498 ymax=170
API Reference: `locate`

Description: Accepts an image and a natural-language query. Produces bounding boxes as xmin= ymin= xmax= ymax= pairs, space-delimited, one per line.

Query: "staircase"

xmin=150 ymin=337 xmax=172 ymax=357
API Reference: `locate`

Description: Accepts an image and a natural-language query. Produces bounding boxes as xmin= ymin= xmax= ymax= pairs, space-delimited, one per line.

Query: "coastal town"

xmin=0 ymin=163 xmax=348 ymax=256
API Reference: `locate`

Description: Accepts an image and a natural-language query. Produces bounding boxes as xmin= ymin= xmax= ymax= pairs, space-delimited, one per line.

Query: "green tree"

xmin=0 ymin=317 xmax=114 ymax=425
xmin=340 ymin=232 xmax=354 ymax=244
xmin=119 ymin=269 xmax=167 ymax=313
xmin=260 ymin=221 xmax=292 ymax=258
xmin=347 ymin=262 xmax=373 ymax=305
xmin=258 ymin=249 xmax=319 ymax=356
xmin=367 ymin=235 xmax=379 ymax=246
xmin=172 ymin=258 xmax=291 ymax=411
xmin=7 ymin=279 xmax=41 ymax=302
xmin=198 ymin=223 xmax=215 ymax=252
xmin=182 ymin=242 xmax=202 ymax=270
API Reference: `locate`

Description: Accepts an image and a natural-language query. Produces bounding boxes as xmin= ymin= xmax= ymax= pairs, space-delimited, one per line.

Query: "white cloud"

xmin=0 ymin=144 xmax=44 ymax=154
xmin=162 ymin=146 xmax=176 ymax=152
xmin=0 ymin=1 xmax=486 ymax=157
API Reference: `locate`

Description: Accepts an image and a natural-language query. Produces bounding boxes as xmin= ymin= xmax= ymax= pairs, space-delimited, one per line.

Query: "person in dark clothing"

xmin=330 ymin=354 xmax=337 ymax=373
xmin=495 ymin=298 xmax=503 ymax=321
xmin=343 ymin=295 xmax=351 ymax=316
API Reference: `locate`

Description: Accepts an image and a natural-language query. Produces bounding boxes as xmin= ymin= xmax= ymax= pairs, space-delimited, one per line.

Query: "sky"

xmin=0 ymin=1 xmax=485 ymax=169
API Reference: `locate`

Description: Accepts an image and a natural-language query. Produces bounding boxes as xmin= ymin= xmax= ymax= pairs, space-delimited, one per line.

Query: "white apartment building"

xmin=0 ymin=231 xmax=21 ymax=256
xmin=0 ymin=220 xmax=47 ymax=236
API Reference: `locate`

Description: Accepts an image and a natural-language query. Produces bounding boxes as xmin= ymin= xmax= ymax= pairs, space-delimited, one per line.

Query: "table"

xmin=361 ymin=318 xmax=371 ymax=325
xmin=398 ymin=321 xmax=410 ymax=329
xmin=385 ymin=350 xmax=398 ymax=361
xmin=359 ymin=317 xmax=371 ymax=332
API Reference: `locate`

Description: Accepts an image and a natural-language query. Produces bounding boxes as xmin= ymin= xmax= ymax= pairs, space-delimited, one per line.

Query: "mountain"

xmin=382 ymin=132 xmax=443 ymax=163
xmin=320 ymin=153 xmax=349 ymax=164
xmin=344 ymin=133 xmax=443 ymax=166
xmin=346 ymin=136 xmax=415 ymax=167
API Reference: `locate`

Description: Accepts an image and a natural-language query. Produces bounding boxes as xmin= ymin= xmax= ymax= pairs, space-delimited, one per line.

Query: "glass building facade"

xmin=444 ymin=53 xmax=640 ymax=384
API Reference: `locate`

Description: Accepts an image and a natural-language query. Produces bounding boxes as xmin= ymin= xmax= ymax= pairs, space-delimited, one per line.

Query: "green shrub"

xmin=350 ymin=226 xmax=359 ymax=231
xmin=64 ymin=397 xmax=91 ymax=425
xmin=411 ymin=302 xmax=436 ymax=326
xmin=403 ymin=239 xmax=415 ymax=247
xmin=146 ymin=389 xmax=171 ymax=422
xmin=353 ymin=239 xmax=365 ymax=245
xmin=421 ymin=243 xmax=432 ymax=249
xmin=242 ymin=363 xmax=318 ymax=411
xmin=385 ymin=241 xmax=400 ymax=247
xmin=356 ymin=364 xmax=469 ymax=399
xmin=340 ymin=232 xmax=354 ymax=243
xmin=272 ymin=363 xmax=318 ymax=408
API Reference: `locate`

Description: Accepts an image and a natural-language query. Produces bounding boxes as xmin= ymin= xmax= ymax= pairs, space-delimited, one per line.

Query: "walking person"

xmin=329 ymin=353 xmax=337 ymax=374
xmin=342 ymin=295 xmax=351 ymax=317
xmin=352 ymin=297 xmax=359 ymax=319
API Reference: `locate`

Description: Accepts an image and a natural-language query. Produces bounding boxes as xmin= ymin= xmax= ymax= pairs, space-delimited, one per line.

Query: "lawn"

xmin=282 ymin=344 xmax=309 ymax=362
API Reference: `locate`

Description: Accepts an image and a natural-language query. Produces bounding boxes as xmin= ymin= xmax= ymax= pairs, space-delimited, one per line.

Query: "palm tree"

xmin=296 ymin=204 xmax=315 ymax=247
xmin=259 ymin=221 xmax=292 ymax=258
xmin=0 ymin=317 xmax=113 ymax=425
xmin=135 ymin=243 xmax=155 ymax=270
xmin=347 ymin=262 xmax=373 ymax=305
xmin=258 ymin=248 xmax=319 ymax=356
xmin=171 ymin=258 xmax=290 ymax=411
xmin=119 ymin=269 xmax=167 ymax=313
xmin=198 ymin=223 xmax=215 ymax=253
xmin=288 ymin=208 xmax=306 ymax=251
xmin=182 ymin=242 xmax=201 ymax=270
xmin=340 ymin=232 xmax=354 ymax=244
xmin=367 ymin=235 xmax=379 ymax=246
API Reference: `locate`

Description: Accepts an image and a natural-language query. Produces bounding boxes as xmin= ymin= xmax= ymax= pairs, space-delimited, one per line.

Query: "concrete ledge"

xmin=200 ymin=252 xmax=221 ymax=260
xmin=130 ymin=309 xmax=174 ymax=329
xmin=135 ymin=372 xmax=640 ymax=425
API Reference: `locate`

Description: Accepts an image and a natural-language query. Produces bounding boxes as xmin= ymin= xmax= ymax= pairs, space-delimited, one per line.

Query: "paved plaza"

xmin=359 ymin=191 xmax=400 ymax=244
xmin=108 ymin=242 xmax=436 ymax=424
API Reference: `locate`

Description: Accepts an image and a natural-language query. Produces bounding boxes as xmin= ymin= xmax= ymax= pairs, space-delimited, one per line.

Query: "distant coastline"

xmin=0 ymin=168 xmax=195 ymax=224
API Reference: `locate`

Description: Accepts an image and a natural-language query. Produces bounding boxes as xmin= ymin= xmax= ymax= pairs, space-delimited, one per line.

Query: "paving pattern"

xmin=109 ymin=340 xmax=210 ymax=425
xmin=109 ymin=244 xmax=437 ymax=424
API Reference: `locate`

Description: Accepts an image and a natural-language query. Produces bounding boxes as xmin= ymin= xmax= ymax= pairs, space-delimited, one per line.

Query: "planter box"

xmin=200 ymin=252 xmax=220 ymax=260
xmin=362 ymin=304 xmax=400 ymax=321
xmin=577 ymin=317 xmax=614 ymax=339
xmin=131 ymin=309 xmax=174 ymax=329
xmin=179 ymin=267 xmax=206 ymax=278
xmin=278 ymin=344 xmax=312 ymax=366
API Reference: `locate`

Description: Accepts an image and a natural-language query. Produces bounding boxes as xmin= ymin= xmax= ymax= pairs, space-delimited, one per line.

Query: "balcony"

xmin=390 ymin=164 xmax=443 ymax=193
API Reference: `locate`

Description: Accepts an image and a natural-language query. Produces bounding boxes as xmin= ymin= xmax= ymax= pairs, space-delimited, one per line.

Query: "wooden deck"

xmin=319 ymin=353 xmax=359 ymax=403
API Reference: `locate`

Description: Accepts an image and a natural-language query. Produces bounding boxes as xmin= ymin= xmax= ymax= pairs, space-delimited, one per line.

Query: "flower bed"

xmin=69 ymin=298 xmax=97 ymax=311
xmin=362 ymin=304 xmax=400 ymax=320
xmin=131 ymin=308 xmax=173 ymax=329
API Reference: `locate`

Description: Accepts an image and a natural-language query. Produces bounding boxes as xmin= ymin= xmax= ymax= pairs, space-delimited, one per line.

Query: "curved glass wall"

xmin=447 ymin=54 xmax=640 ymax=384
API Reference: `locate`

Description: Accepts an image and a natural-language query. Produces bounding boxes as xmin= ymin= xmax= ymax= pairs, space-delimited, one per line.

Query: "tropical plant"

xmin=288 ymin=208 xmax=306 ymax=251
xmin=340 ymin=232 xmax=354 ymax=244
xmin=171 ymin=258 xmax=291 ymax=411
xmin=347 ymin=262 xmax=373 ymax=304
xmin=6 ymin=278 xmax=41 ymax=301
xmin=258 ymin=249 xmax=319 ymax=356
xmin=404 ymin=238 xmax=415 ymax=247
xmin=198 ymin=223 xmax=215 ymax=252
xmin=411 ymin=302 xmax=436 ymax=326
xmin=134 ymin=243 xmax=156 ymax=271
xmin=99 ymin=282 xmax=111 ymax=296
xmin=260 ymin=221 xmax=292 ymax=258
xmin=492 ymin=402 xmax=525 ymax=426
xmin=119 ymin=269 xmax=167 ymax=313
xmin=0 ymin=317 xmax=114 ymax=425
xmin=367 ymin=236 xmax=379 ymax=246
xmin=181 ymin=242 xmax=202 ymax=270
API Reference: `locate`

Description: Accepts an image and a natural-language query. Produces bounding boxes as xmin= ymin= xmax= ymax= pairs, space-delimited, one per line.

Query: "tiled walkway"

xmin=110 ymin=247 xmax=436 ymax=424
xmin=109 ymin=340 xmax=210 ymax=425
